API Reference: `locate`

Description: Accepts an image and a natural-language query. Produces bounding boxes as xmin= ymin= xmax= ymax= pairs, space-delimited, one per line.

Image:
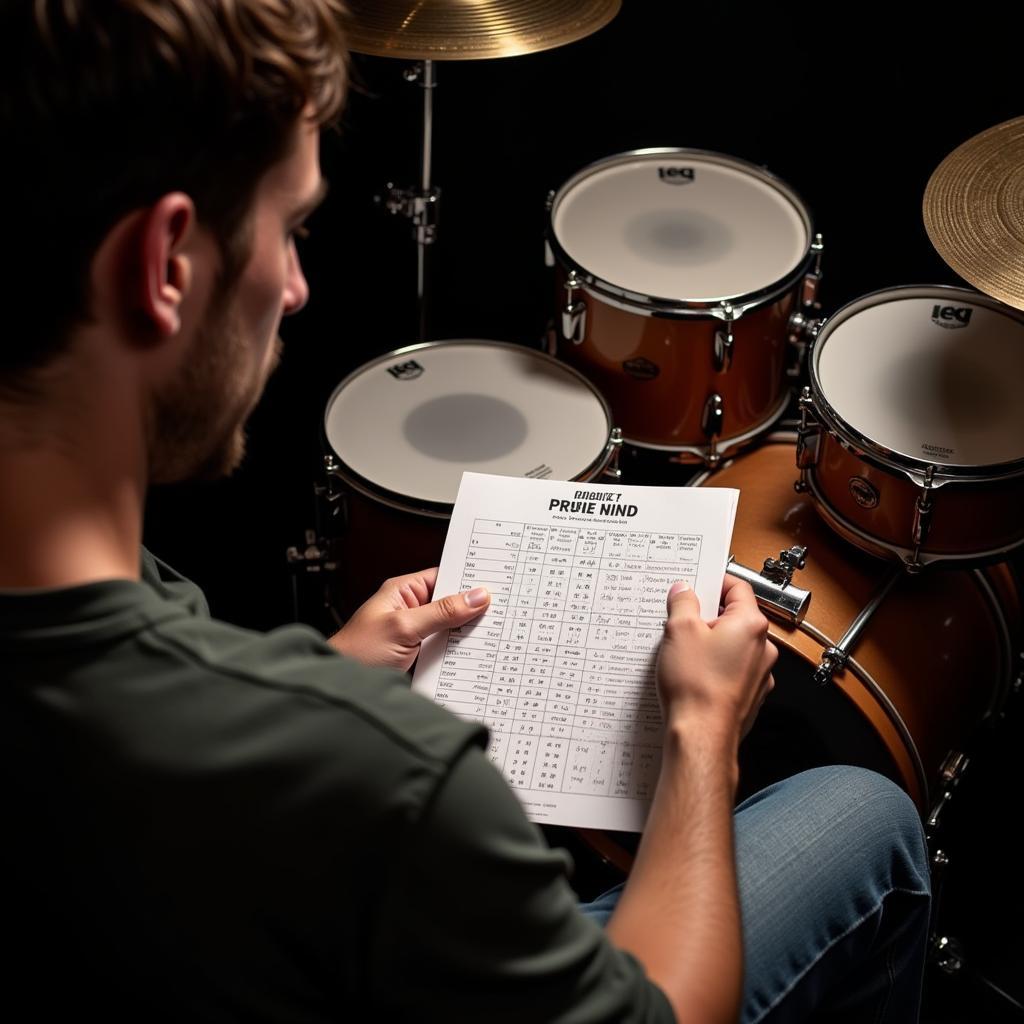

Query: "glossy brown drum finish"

xmin=801 ymin=285 xmax=1024 ymax=566
xmin=547 ymin=149 xmax=817 ymax=464
xmin=706 ymin=440 xmax=1013 ymax=811
xmin=329 ymin=485 xmax=451 ymax=620
xmin=554 ymin=268 xmax=795 ymax=452
xmin=579 ymin=439 xmax=1017 ymax=875
xmin=809 ymin=432 xmax=1024 ymax=561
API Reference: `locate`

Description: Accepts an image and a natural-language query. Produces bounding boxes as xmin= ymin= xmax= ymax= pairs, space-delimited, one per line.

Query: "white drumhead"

xmin=813 ymin=290 xmax=1024 ymax=467
xmin=551 ymin=150 xmax=810 ymax=303
xmin=324 ymin=341 xmax=611 ymax=506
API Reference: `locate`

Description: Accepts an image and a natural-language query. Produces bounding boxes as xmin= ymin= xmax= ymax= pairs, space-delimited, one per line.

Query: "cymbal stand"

xmin=377 ymin=60 xmax=440 ymax=343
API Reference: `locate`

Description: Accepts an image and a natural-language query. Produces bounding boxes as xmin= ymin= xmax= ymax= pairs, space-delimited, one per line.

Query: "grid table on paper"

xmin=432 ymin=520 xmax=702 ymax=800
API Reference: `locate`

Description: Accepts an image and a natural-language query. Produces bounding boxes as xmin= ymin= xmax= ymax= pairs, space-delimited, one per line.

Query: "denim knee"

xmin=800 ymin=765 xmax=929 ymax=889
xmin=737 ymin=764 xmax=931 ymax=903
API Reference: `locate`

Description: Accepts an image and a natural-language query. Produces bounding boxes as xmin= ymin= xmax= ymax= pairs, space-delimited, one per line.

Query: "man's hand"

xmin=656 ymin=575 xmax=777 ymax=749
xmin=328 ymin=568 xmax=490 ymax=672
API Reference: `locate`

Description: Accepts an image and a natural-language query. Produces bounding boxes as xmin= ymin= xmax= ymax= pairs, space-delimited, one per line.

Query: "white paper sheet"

xmin=412 ymin=472 xmax=738 ymax=831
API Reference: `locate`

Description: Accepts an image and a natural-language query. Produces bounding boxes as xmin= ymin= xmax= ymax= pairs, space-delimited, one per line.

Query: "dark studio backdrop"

xmin=144 ymin=4 xmax=1021 ymax=1011
xmin=145 ymin=2 xmax=1021 ymax=627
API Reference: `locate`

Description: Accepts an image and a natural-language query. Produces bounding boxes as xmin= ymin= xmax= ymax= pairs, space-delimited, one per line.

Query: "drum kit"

xmin=298 ymin=0 xmax=1024 ymax=966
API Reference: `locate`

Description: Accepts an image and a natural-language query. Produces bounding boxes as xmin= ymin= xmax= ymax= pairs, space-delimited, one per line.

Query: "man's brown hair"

xmin=0 ymin=0 xmax=348 ymax=384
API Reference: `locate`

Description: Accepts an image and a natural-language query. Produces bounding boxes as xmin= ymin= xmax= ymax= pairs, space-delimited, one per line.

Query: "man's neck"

xmin=0 ymin=373 xmax=147 ymax=589
xmin=0 ymin=446 xmax=144 ymax=589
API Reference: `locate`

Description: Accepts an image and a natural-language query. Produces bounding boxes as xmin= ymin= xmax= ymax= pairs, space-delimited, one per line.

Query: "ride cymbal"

xmin=923 ymin=116 xmax=1024 ymax=311
xmin=344 ymin=0 xmax=621 ymax=60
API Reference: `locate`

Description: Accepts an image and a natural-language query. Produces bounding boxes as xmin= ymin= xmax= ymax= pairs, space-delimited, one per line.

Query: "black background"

xmin=144 ymin=4 xmax=1022 ymax=1017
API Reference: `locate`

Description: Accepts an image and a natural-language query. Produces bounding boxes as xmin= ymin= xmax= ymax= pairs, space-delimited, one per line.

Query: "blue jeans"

xmin=578 ymin=766 xmax=931 ymax=1023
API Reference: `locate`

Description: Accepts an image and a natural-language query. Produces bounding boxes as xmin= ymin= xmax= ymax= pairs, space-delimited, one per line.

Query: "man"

xmin=0 ymin=2 xmax=930 ymax=1021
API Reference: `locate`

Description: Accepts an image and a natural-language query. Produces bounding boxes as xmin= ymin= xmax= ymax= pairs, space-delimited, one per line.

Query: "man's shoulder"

xmin=137 ymin=545 xmax=484 ymax=770
xmin=137 ymin=604 xmax=486 ymax=782
xmin=2 ymin=551 xmax=486 ymax=804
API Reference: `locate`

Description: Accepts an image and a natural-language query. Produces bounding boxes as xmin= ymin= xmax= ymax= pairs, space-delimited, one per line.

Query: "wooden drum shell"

xmin=555 ymin=268 xmax=795 ymax=453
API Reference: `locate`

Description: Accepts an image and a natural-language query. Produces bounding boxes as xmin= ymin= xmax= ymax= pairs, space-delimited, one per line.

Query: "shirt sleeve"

xmin=370 ymin=744 xmax=675 ymax=1023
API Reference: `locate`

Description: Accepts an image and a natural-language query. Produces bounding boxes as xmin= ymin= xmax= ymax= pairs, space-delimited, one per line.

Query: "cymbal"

xmin=344 ymin=0 xmax=621 ymax=60
xmin=923 ymin=116 xmax=1024 ymax=311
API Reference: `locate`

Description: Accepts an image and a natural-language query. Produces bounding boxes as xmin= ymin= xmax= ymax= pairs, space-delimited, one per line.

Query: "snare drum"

xmin=323 ymin=340 xmax=620 ymax=617
xmin=798 ymin=285 xmax=1024 ymax=569
xmin=546 ymin=148 xmax=822 ymax=466
xmin=581 ymin=437 xmax=1018 ymax=873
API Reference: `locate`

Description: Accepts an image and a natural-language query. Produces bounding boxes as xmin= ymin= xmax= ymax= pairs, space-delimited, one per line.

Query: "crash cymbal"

xmin=923 ymin=116 xmax=1024 ymax=311
xmin=344 ymin=0 xmax=621 ymax=60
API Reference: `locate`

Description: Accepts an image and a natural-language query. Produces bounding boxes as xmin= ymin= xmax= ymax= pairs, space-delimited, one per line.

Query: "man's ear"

xmin=136 ymin=192 xmax=196 ymax=337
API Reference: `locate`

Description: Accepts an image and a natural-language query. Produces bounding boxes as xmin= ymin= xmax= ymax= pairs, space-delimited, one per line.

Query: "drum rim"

xmin=808 ymin=283 xmax=1024 ymax=480
xmin=546 ymin=147 xmax=817 ymax=316
xmin=322 ymin=339 xmax=617 ymax=515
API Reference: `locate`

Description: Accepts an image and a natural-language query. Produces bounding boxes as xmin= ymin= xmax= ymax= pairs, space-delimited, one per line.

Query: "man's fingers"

xmin=414 ymin=566 xmax=439 ymax=591
xmin=716 ymin=577 xmax=770 ymax=632
xmin=401 ymin=587 xmax=491 ymax=642
xmin=719 ymin=574 xmax=758 ymax=609
xmin=379 ymin=568 xmax=438 ymax=608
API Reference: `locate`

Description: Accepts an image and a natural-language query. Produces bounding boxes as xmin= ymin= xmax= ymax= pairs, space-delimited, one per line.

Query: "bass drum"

xmin=580 ymin=436 xmax=1018 ymax=872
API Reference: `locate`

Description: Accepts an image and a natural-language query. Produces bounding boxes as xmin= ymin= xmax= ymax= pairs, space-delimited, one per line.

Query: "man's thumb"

xmin=666 ymin=580 xmax=701 ymax=618
xmin=405 ymin=587 xmax=491 ymax=641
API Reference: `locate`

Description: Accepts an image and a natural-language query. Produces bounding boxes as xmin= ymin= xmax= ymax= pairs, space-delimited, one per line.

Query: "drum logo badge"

xmin=931 ymin=304 xmax=973 ymax=329
xmin=387 ymin=359 xmax=424 ymax=380
xmin=848 ymin=476 xmax=880 ymax=509
xmin=623 ymin=357 xmax=660 ymax=380
xmin=658 ymin=166 xmax=695 ymax=185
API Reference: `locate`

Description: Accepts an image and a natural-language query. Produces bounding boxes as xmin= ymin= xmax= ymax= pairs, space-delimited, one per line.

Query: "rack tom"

xmin=546 ymin=148 xmax=822 ymax=466
xmin=798 ymin=285 xmax=1024 ymax=569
